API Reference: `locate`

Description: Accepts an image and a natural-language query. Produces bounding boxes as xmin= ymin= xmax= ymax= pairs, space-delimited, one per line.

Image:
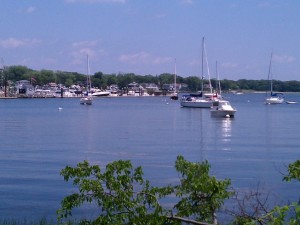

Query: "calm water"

xmin=0 ymin=93 xmax=300 ymax=221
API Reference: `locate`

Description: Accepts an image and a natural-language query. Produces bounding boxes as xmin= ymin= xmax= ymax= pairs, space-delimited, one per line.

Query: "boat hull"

xmin=265 ymin=97 xmax=284 ymax=104
xmin=211 ymin=109 xmax=236 ymax=118
xmin=92 ymin=91 xmax=110 ymax=97
xmin=286 ymin=101 xmax=298 ymax=104
xmin=180 ymin=99 xmax=212 ymax=108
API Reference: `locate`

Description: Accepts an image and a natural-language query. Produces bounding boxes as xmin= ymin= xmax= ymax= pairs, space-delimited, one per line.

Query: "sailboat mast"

xmin=201 ymin=37 xmax=212 ymax=94
xmin=174 ymin=58 xmax=177 ymax=94
xmin=215 ymin=61 xmax=220 ymax=95
xmin=268 ymin=51 xmax=273 ymax=95
xmin=203 ymin=39 xmax=212 ymax=93
xmin=87 ymin=55 xmax=91 ymax=92
xmin=201 ymin=37 xmax=204 ymax=93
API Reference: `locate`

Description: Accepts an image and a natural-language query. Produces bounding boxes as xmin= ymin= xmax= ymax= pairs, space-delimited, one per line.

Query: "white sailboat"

xmin=80 ymin=55 xmax=93 ymax=105
xmin=180 ymin=37 xmax=213 ymax=108
xmin=264 ymin=51 xmax=284 ymax=104
xmin=170 ymin=58 xmax=178 ymax=100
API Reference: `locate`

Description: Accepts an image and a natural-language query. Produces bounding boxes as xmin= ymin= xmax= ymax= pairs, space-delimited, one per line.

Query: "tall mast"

xmin=201 ymin=37 xmax=204 ymax=93
xmin=201 ymin=37 xmax=212 ymax=93
xmin=174 ymin=58 xmax=177 ymax=94
xmin=216 ymin=61 xmax=221 ymax=95
xmin=268 ymin=51 xmax=273 ymax=95
xmin=203 ymin=38 xmax=212 ymax=93
xmin=87 ymin=55 xmax=91 ymax=92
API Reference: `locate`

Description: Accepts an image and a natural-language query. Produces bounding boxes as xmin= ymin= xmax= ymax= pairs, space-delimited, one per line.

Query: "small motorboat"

xmin=286 ymin=101 xmax=298 ymax=104
xmin=80 ymin=96 xmax=93 ymax=105
xmin=211 ymin=100 xmax=236 ymax=118
xmin=91 ymin=91 xmax=110 ymax=97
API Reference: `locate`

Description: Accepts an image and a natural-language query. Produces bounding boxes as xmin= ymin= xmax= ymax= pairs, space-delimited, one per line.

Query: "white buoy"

xmin=58 ymin=107 xmax=63 ymax=111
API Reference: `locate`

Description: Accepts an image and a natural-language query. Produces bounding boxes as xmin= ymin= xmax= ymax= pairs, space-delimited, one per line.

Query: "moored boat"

xmin=210 ymin=100 xmax=236 ymax=118
xmin=286 ymin=101 xmax=298 ymax=104
xmin=170 ymin=58 xmax=178 ymax=100
xmin=91 ymin=90 xmax=110 ymax=97
xmin=265 ymin=94 xmax=284 ymax=104
xmin=80 ymin=55 xmax=93 ymax=105
xmin=80 ymin=96 xmax=93 ymax=105
xmin=264 ymin=51 xmax=284 ymax=104
xmin=180 ymin=92 xmax=212 ymax=108
xmin=180 ymin=37 xmax=214 ymax=108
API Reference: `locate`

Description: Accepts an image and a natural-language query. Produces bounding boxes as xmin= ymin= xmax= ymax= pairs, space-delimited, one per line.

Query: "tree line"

xmin=2 ymin=65 xmax=300 ymax=92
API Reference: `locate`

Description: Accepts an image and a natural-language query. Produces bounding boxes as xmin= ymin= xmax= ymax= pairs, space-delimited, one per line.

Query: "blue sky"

xmin=0 ymin=0 xmax=299 ymax=81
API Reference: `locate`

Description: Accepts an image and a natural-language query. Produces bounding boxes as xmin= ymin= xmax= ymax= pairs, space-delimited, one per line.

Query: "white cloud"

xmin=119 ymin=52 xmax=149 ymax=64
xmin=26 ymin=6 xmax=36 ymax=13
xmin=181 ymin=0 xmax=193 ymax=4
xmin=119 ymin=52 xmax=172 ymax=65
xmin=69 ymin=40 xmax=103 ymax=65
xmin=17 ymin=6 xmax=37 ymax=14
xmin=153 ymin=56 xmax=172 ymax=64
xmin=221 ymin=62 xmax=238 ymax=68
xmin=258 ymin=2 xmax=272 ymax=8
xmin=72 ymin=40 xmax=98 ymax=47
xmin=65 ymin=0 xmax=125 ymax=3
xmin=273 ymin=54 xmax=295 ymax=63
xmin=155 ymin=13 xmax=167 ymax=19
xmin=0 ymin=38 xmax=41 ymax=48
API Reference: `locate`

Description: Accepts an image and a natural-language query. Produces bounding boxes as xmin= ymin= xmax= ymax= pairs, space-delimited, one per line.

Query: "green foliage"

xmin=238 ymin=203 xmax=300 ymax=225
xmin=58 ymin=156 xmax=233 ymax=225
xmin=5 ymin=65 xmax=33 ymax=81
xmin=283 ymin=160 xmax=300 ymax=182
xmin=58 ymin=160 xmax=173 ymax=224
xmin=174 ymin=156 xmax=233 ymax=223
xmin=184 ymin=76 xmax=201 ymax=91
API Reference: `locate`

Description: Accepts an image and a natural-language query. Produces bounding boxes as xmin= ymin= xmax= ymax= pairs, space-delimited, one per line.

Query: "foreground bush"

xmin=57 ymin=157 xmax=300 ymax=224
xmin=58 ymin=155 xmax=232 ymax=225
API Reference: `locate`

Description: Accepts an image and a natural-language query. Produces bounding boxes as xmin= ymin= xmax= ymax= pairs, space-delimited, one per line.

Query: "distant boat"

xmin=211 ymin=100 xmax=237 ymax=118
xmin=80 ymin=55 xmax=93 ymax=105
xmin=80 ymin=96 xmax=93 ymax=105
xmin=170 ymin=58 xmax=178 ymax=100
xmin=91 ymin=90 xmax=110 ymax=97
xmin=233 ymin=91 xmax=244 ymax=95
xmin=180 ymin=92 xmax=213 ymax=108
xmin=286 ymin=101 xmax=298 ymax=104
xmin=180 ymin=37 xmax=214 ymax=108
xmin=264 ymin=51 xmax=284 ymax=104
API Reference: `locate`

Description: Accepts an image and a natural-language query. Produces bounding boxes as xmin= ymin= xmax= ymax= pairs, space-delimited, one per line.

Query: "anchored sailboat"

xmin=180 ymin=37 xmax=214 ymax=108
xmin=264 ymin=51 xmax=284 ymax=104
xmin=170 ymin=58 xmax=178 ymax=100
xmin=80 ymin=55 xmax=93 ymax=105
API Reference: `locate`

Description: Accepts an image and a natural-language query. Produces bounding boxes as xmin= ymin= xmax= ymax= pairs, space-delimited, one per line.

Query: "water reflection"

xmin=221 ymin=118 xmax=232 ymax=142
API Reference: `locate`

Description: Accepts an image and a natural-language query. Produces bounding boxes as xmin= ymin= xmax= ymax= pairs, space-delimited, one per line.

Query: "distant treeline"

xmin=2 ymin=65 xmax=300 ymax=92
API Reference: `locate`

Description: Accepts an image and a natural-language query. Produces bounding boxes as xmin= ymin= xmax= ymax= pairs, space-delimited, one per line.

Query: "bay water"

xmin=0 ymin=93 xmax=300 ymax=221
